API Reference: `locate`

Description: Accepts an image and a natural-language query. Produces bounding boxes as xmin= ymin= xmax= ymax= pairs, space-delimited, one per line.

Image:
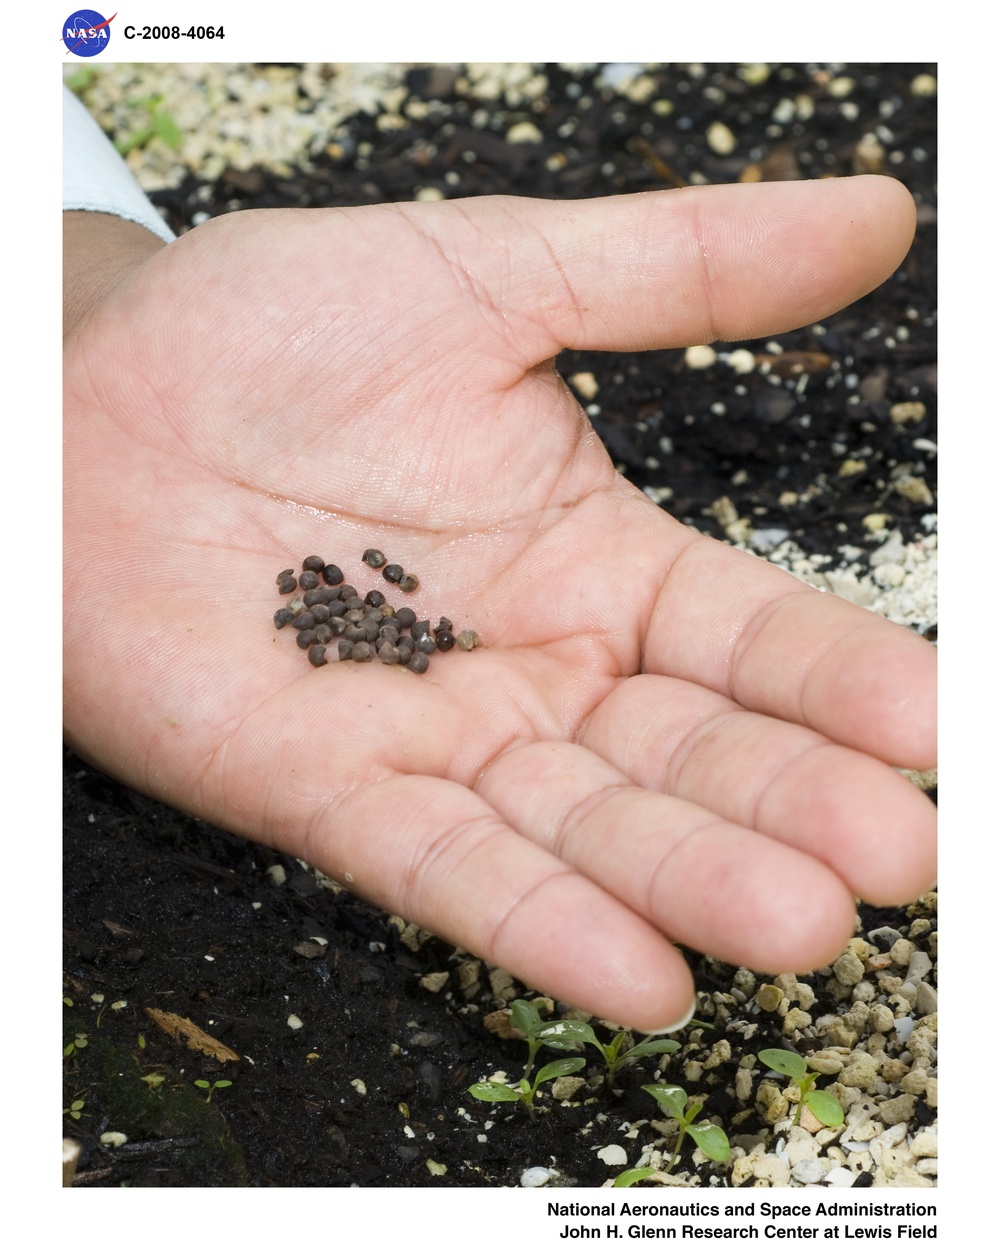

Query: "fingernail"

xmin=644 ymin=994 xmax=699 ymax=1035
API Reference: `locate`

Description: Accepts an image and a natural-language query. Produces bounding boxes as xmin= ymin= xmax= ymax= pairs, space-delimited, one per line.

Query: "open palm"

xmin=64 ymin=177 xmax=935 ymax=1030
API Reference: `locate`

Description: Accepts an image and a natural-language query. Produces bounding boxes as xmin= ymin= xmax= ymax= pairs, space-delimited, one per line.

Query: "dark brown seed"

xmin=377 ymin=643 xmax=400 ymax=665
xmin=296 ymin=629 xmax=318 ymax=649
xmin=344 ymin=596 xmax=365 ymax=612
xmin=337 ymin=639 xmax=353 ymax=661
xmin=277 ymin=573 xmax=298 ymax=595
xmin=378 ymin=625 xmax=400 ymax=643
xmin=382 ymin=563 xmax=404 ymax=584
xmin=399 ymin=573 xmax=419 ymax=593
xmin=344 ymin=609 xmax=365 ymax=624
xmin=407 ymin=652 xmax=429 ymax=674
xmin=344 ymin=624 xmax=365 ymax=642
xmin=299 ymin=571 xmax=320 ymax=591
xmin=302 ymin=588 xmax=326 ymax=608
xmin=435 ymin=630 xmax=456 ymax=652
xmin=434 ymin=617 xmax=453 ymax=634
xmin=302 ymin=556 xmax=325 ymax=573
xmin=322 ymin=564 xmax=344 ymax=586
xmin=327 ymin=600 xmax=348 ymax=617
xmin=361 ymin=619 xmax=380 ymax=642
xmin=379 ymin=603 xmax=397 ymax=618
xmin=365 ymin=589 xmax=386 ymax=608
xmin=351 ymin=642 xmax=373 ymax=662
xmin=276 ymin=568 xmax=295 ymax=585
xmin=411 ymin=619 xmax=431 ymax=640
xmin=416 ymin=635 xmax=437 ymax=655
xmin=274 ymin=608 xmax=295 ymax=629
xmin=396 ymin=638 xmax=415 ymax=663
xmin=362 ymin=549 xmax=387 ymax=569
xmin=338 ymin=584 xmax=358 ymax=601
xmin=394 ymin=608 xmax=417 ymax=630
xmin=456 ymin=629 xmax=480 ymax=651
xmin=314 ymin=624 xmax=334 ymax=644
xmin=310 ymin=604 xmax=331 ymax=624
xmin=294 ymin=612 xmax=316 ymax=631
xmin=308 ymin=644 xmax=328 ymax=667
xmin=327 ymin=618 xmax=348 ymax=637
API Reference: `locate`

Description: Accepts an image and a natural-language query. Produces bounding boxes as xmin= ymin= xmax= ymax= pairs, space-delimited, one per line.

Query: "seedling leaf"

xmin=536 ymin=1057 xmax=586 ymax=1084
xmin=627 ymin=1039 xmax=681 ymax=1060
xmin=641 ymin=1083 xmax=688 ymax=1119
xmin=686 ymin=1121 xmax=731 ymax=1162
xmin=467 ymin=1081 xmax=522 ymax=1103
xmin=803 ymin=1089 xmax=845 ymax=1128
xmin=614 ymin=1167 xmax=657 ymax=1187
xmin=758 ymin=1048 xmax=806 ymax=1079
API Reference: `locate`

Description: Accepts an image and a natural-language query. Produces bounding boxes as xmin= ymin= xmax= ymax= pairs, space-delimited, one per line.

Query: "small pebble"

xmin=399 ymin=573 xmax=420 ymax=593
xmin=362 ymin=549 xmax=387 ymax=569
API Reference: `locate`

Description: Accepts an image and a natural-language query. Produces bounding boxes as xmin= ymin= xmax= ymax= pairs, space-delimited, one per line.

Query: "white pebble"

xmin=685 ymin=344 xmax=717 ymax=369
xmin=726 ymin=348 xmax=757 ymax=373
xmin=597 ymin=1144 xmax=629 ymax=1167
xmin=520 ymin=1166 xmax=557 ymax=1187
xmin=706 ymin=121 xmax=736 ymax=155
xmin=506 ymin=121 xmax=543 ymax=144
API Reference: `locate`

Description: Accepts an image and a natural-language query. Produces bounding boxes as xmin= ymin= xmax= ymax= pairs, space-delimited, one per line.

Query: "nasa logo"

xmin=62 ymin=10 xmax=115 ymax=57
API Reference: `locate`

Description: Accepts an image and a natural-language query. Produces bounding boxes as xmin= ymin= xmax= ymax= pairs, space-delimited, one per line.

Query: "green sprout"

xmin=613 ymin=1166 xmax=659 ymax=1187
xmin=642 ymin=1084 xmax=731 ymax=1172
xmin=63 ymin=1098 xmax=87 ymax=1122
xmin=64 ymin=1031 xmax=89 ymax=1058
xmin=508 ymin=999 xmax=581 ymax=1079
xmin=115 ymin=94 xmax=182 ymax=156
xmin=193 ymin=1078 xmax=233 ymax=1103
xmin=757 ymin=1049 xmax=845 ymax=1129
xmin=468 ymin=1057 xmax=586 ymax=1120
xmin=538 ymin=1018 xmax=681 ymax=1086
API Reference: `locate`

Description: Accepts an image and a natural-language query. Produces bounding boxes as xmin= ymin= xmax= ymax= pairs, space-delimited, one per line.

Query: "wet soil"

xmin=64 ymin=63 xmax=936 ymax=1187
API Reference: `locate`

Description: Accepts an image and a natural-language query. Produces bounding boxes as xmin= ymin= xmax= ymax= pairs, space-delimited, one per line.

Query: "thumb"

xmin=457 ymin=174 xmax=916 ymax=364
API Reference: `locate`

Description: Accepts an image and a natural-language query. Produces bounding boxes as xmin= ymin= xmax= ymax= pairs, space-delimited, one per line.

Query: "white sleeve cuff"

xmin=63 ymin=85 xmax=177 ymax=244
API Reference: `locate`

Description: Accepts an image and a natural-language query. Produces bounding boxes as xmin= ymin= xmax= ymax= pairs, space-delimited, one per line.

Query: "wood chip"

xmin=144 ymin=1008 xmax=239 ymax=1062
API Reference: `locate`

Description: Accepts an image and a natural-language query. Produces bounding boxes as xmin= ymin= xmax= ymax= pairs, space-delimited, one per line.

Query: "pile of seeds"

xmin=273 ymin=553 xmax=479 ymax=674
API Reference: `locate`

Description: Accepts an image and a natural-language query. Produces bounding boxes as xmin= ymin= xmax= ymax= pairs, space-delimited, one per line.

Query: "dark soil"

xmin=64 ymin=63 xmax=936 ymax=1187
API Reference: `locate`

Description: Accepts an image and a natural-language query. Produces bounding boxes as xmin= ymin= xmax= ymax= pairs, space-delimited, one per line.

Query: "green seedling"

xmin=64 ymin=1031 xmax=89 ymax=1057
xmin=642 ymin=1084 xmax=731 ymax=1172
xmin=115 ymin=94 xmax=182 ymax=155
xmin=63 ymin=1098 xmax=87 ymax=1122
xmin=757 ymin=1049 xmax=844 ymax=1129
xmin=538 ymin=1018 xmax=680 ymax=1085
xmin=613 ymin=1166 xmax=658 ymax=1187
xmin=193 ymin=1078 xmax=233 ymax=1103
xmin=468 ymin=1057 xmax=586 ymax=1120
xmin=509 ymin=999 xmax=581 ymax=1079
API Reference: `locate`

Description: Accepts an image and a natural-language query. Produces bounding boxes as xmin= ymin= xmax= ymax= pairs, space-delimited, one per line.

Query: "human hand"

xmin=64 ymin=176 xmax=935 ymax=1031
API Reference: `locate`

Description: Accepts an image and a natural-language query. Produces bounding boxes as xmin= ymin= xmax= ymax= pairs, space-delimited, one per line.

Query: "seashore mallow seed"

xmin=273 ymin=553 xmax=479 ymax=675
